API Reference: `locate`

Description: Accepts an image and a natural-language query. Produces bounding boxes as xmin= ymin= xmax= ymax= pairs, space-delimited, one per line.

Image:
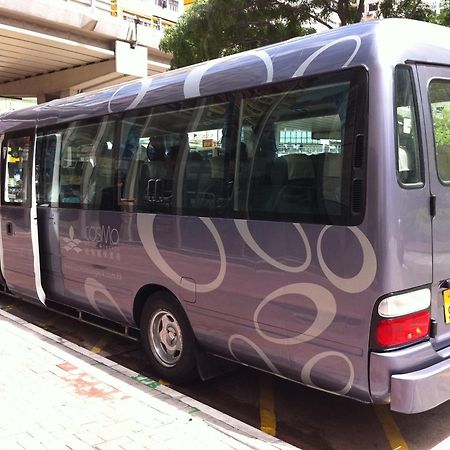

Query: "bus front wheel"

xmin=140 ymin=291 xmax=198 ymax=384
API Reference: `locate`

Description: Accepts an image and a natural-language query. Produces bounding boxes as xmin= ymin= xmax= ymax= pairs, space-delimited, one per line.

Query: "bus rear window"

xmin=395 ymin=66 xmax=423 ymax=187
xmin=429 ymin=80 xmax=450 ymax=183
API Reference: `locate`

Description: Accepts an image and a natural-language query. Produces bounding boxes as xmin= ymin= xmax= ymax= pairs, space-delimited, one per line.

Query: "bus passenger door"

xmin=0 ymin=130 xmax=45 ymax=304
xmin=35 ymin=133 xmax=64 ymax=301
xmin=417 ymin=64 xmax=450 ymax=347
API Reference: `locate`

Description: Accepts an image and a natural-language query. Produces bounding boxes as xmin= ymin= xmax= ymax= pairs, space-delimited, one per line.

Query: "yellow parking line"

xmin=260 ymin=375 xmax=277 ymax=436
xmin=374 ymin=405 xmax=409 ymax=450
xmin=90 ymin=335 xmax=110 ymax=354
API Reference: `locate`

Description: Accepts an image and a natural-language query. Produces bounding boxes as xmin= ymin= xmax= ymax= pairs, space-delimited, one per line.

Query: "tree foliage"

xmin=433 ymin=105 xmax=450 ymax=146
xmin=379 ymin=0 xmax=435 ymax=21
xmin=305 ymin=0 xmax=365 ymax=28
xmin=434 ymin=0 xmax=450 ymax=26
xmin=160 ymin=0 xmax=442 ymax=69
xmin=160 ymin=0 xmax=316 ymax=69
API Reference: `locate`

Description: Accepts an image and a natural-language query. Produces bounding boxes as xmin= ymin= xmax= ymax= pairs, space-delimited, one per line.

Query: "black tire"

xmin=140 ymin=291 xmax=198 ymax=384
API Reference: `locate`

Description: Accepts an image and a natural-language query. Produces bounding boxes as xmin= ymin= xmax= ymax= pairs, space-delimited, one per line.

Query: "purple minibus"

xmin=1 ymin=18 xmax=450 ymax=413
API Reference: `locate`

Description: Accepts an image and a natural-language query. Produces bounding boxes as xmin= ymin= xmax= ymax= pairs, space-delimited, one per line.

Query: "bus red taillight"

xmin=375 ymin=310 xmax=430 ymax=348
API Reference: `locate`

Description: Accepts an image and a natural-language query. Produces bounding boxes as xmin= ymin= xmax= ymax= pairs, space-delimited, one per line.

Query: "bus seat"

xmin=80 ymin=160 xmax=95 ymax=204
xmin=210 ymin=155 xmax=224 ymax=179
xmin=314 ymin=152 xmax=344 ymax=218
xmin=322 ymin=153 xmax=342 ymax=202
xmin=182 ymin=152 xmax=211 ymax=211
xmin=264 ymin=156 xmax=288 ymax=212
xmin=271 ymin=153 xmax=316 ymax=217
xmin=271 ymin=155 xmax=288 ymax=187
xmin=284 ymin=153 xmax=315 ymax=182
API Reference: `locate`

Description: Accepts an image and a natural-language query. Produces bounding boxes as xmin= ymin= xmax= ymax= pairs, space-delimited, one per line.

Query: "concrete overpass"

xmin=0 ymin=0 xmax=181 ymax=102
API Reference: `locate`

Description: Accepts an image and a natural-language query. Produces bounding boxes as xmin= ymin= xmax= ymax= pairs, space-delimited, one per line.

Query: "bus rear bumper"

xmin=390 ymin=358 xmax=450 ymax=413
xmin=370 ymin=341 xmax=450 ymax=413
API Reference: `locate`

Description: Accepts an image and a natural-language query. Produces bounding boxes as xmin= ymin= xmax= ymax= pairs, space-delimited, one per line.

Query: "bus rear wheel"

xmin=140 ymin=292 xmax=198 ymax=384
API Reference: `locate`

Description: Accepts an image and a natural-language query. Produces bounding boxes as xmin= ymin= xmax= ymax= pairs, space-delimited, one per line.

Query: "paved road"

xmin=1 ymin=295 xmax=449 ymax=450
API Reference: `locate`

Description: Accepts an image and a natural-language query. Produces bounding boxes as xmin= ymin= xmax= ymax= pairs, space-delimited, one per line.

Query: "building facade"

xmin=0 ymin=0 xmax=185 ymax=112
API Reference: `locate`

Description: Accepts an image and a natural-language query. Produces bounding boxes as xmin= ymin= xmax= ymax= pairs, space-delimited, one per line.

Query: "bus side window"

xmin=54 ymin=119 xmax=115 ymax=209
xmin=36 ymin=134 xmax=61 ymax=205
xmin=119 ymin=98 xmax=231 ymax=217
xmin=395 ymin=66 xmax=423 ymax=186
xmin=429 ymin=80 xmax=450 ymax=182
xmin=3 ymin=134 xmax=32 ymax=205
xmin=236 ymin=76 xmax=358 ymax=224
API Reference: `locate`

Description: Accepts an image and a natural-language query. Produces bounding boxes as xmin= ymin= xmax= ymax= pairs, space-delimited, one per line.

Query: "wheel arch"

xmin=134 ymin=283 xmax=231 ymax=382
xmin=133 ymin=284 xmax=181 ymax=329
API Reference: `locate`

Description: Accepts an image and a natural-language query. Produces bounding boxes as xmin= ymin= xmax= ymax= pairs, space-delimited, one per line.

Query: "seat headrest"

xmin=284 ymin=154 xmax=314 ymax=180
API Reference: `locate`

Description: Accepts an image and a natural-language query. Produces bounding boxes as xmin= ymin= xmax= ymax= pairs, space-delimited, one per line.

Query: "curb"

xmin=0 ymin=307 xmax=297 ymax=450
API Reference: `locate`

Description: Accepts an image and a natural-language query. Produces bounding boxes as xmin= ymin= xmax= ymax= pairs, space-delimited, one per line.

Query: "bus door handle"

xmin=146 ymin=179 xmax=156 ymax=198
xmin=154 ymin=179 xmax=162 ymax=198
xmin=6 ymin=222 xmax=14 ymax=235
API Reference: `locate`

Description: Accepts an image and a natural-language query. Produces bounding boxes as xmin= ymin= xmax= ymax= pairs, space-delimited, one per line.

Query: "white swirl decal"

xmin=107 ymin=78 xmax=152 ymax=113
xmin=228 ymin=334 xmax=281 ymax=375
xmin=235 ymin=220 xmax=311 ymax=273
xmin=84 ymin=277 xmax=128 ymax=322
xmin=254 ymin=283 xmax=336 ymax=345
xmin=183 ymin=62 xmax=215 ymax=99
xmin=292 ymin=35 xmax=361 ymax=78
xmin=137 ymin=214 xmax=226 ymax=293
xmin=301 ymin=351 xmax=354 ymax=395
xmin=183 ymin=50 xmax=273 ymax=99
xmin=247 ymin=50 xmax=274 ymax=83
xmin=317 ymin=226 xmax=377 ymax=294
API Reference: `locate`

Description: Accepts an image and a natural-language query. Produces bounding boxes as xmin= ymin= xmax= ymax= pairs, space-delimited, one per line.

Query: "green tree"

xmin=160 ymin=0 xmax=316 ymax=69
xmin=434 ymin=0 xmax=450 ymax=26
xmin=306 ymin=0 xmax=365 ymax=28
xmin=433 ymin=105 xmax=450 ymax=146
xmin=379 ymin=0 xmax=435 ymax=21
xmin=160 ymin=0 xmax=440 ymax=69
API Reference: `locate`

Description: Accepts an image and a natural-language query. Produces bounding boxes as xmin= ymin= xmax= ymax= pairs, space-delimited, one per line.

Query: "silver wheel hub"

xmin=149 ymin=309 xmax=183 ymax=367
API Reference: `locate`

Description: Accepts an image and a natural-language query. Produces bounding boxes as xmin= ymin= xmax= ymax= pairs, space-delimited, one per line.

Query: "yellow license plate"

xmin=443 ymin=290 xmax=450 ymax=324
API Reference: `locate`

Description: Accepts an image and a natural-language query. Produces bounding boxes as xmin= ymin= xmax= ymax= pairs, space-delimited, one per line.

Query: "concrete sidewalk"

xmin=0 ymin=309 xmax=296 ymax=450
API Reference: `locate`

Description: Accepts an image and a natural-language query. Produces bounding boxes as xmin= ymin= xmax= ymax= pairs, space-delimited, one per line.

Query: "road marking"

xmin=374 ymin=405 xmax=409 ymax=450
xmin=133 ymin=374 xmax=160 ymax=388
xmin=90 ymin=335 xmax=109 ymax=354
xmin=260 ymin=374 xmax=276 ymax=436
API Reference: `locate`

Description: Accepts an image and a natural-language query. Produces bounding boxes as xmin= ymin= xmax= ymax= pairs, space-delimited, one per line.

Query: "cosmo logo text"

xmin=85 ymin=225 xmax=120 ymax=246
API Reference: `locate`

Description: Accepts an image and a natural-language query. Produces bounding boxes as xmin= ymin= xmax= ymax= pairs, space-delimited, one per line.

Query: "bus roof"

xmin=2 ymin=18 xmax=450 ymax=134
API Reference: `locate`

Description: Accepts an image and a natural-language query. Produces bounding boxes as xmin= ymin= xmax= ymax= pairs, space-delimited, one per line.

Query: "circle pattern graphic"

xmin=301 ymin=351 xmax=355 ymax=395
xmin=137 ymin=214 xmax=226 ymax=293
xmin=228 ymin=334 xmax=281 ymax=375
xmin=235 ymin=220 xmax=311 ymax=273
xmin=317 ymin=226 xmax=377 ymax=294
xmin=107 ymin=78 xmax=152 ymax=113
xmin=183 ymin=50 xmax=273 ymax=99
xmin=253 ymin=283 xmax=336 ymax=345
xmin=292 ymin=35 xmax=361 ymax=78
xmin=84 ymin=277 xmax=129 ymax=323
